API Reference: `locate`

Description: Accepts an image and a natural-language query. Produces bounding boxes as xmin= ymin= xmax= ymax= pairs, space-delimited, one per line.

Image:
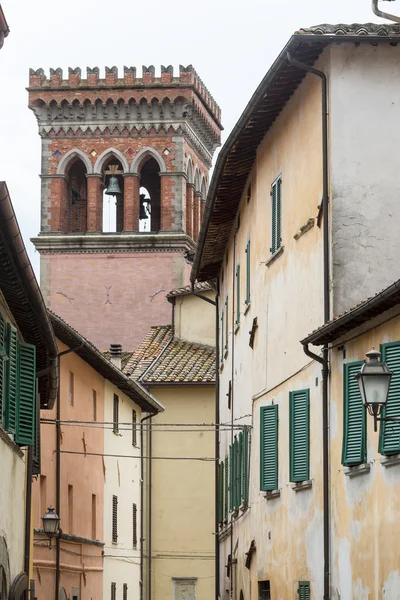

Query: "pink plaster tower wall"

xmin=28 ymin=65 xmax=222 ymax=350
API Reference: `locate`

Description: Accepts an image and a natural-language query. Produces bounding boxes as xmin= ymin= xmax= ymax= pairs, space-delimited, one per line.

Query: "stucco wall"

xmin=174 ymin=291 xmax=215 ymax=346
xmin=330 ymin=43 xmax=400 ymax=315
xmin=148 ymin=385 xmax=215 ymax=600
xmin=103 ymin=380 xmax=141 ymax=600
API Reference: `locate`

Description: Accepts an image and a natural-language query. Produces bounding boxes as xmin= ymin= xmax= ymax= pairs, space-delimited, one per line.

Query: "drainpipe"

xmin=229 ymin=232 xmax=237 ymax=600
xmin=286 ymin=52 xmax=331 ymax=600
xmin=372 ymin=0 xmax=400 ymax=22
xmin=24 ymin=445 xmax=33 ymax=600
xmin=215 ymin=284 xmax=220 ymax=600
xmin=140 ymin=412 xmax=155 ymax=600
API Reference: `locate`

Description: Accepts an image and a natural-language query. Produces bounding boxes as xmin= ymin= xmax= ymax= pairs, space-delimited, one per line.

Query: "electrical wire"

xmin=41 ymin=418 xmax=246 ymax=429
xmin=60 ymin=450 xmax=217 ymax=461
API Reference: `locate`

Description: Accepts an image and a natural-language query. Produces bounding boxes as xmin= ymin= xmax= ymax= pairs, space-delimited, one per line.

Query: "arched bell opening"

xmin=102 ymin=156 xmax=125 ymax=233
xmin=139 ymin=157 xmax=161 ymax=232
xmin=65 ymin=159 xmax=88 ymax=233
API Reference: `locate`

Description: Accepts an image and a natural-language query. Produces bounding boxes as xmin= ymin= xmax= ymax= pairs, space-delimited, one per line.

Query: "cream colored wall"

xmin=148 ymin=385 xmax=215 ymax=600
xmin=218 ymin=55 xmax=326 ymax=599
xmin=329 ymin=310 xmax=400 ymax=599
xmin=103 ymin=380 xmax=142 ymax=600
xmin=174 ymin=291 xmax=215 ymax=346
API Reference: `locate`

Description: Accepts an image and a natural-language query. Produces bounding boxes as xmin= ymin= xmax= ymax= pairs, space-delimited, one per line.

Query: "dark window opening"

xmin=66 ymin=159 xmax=87 ymax=233
xmin=111 ymin=582 xmax=116 ymax=600
xmin=102 ymin=157 xmax=124 ymax=233
xmin=113 ymin=394 xmax=119 ymax=434
xmin=132 ymin=409 xmax=137 ymax=446
xmin=112 ymin=495 xmax=118 ymax=543
xmin=258 ymin=581 xmax=271 ymax=600
xmin=140 ymin=158 xmax=161 ymax=232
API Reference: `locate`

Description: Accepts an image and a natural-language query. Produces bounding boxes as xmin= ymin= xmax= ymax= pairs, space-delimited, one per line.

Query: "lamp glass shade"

xmin=42 ymin=506 xmax=60 ymax=536
xmin=355 ymin=349 xmax=393 ymax=409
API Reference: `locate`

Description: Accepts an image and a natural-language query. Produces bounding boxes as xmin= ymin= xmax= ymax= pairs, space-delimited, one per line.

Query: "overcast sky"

xmin=0 ymin=0 xmax=389 ymax=274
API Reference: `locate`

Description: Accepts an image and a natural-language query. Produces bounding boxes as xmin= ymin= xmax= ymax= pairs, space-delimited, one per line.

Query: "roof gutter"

xmin=0 ymin=181 xmax=59 ymax=408
xmin=372 ymin=0 xmax=400 ymax=23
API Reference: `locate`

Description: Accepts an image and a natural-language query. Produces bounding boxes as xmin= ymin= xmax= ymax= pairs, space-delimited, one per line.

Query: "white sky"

xmin=0 ymin=0 xmax=390 ymax=274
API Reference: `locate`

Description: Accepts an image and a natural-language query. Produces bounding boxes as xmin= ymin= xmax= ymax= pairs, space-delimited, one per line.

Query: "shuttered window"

xmin=113 ymin=394 xmax=119 ymax=434
xmin=270 ymin=176 xmax=282 ymax=254
xmin=241 ymin=428 xmax=249 ymax=505
xmin=245 ymin=240 xmax=250 ymax=305
xmin=229 ymin=445 xmax=233 ymax=512
xmin=260 ymin=405 xmax=278 ymax=491
xmin=15 ymin=342 xmax=36 ymax=446
xmin=5 ymin=323 xmax=17 ymax=433
xmin=112 ymin=495 xmax=118 ymax=542
xmin=132 ymin=409 xmax=137 ymax=446
xmin=0 ymin=314 xmax=5 ymax=426
xmin=123 ymin=584 xmax=128 ymax=600
xmin=111 ymin=582 xmax=116 ymax=600
xmin=236 ymin=264 xmax=240 ymax=325
xmin=224 ymin=456 xmax=228 ymax=521
xmin=298 ymin=581 xmax=310 ymax=600
xmin=379 ymin=341 xmax=400 ymax=455
xmin=342 ymin=361 xmax=366 ymax=466
xmin=290 ymin=389 xmax=310 ymax=482
xmin=234 ymin=436 xmax=240 ymax=510
xmin=218 ymin=462 xmax=224 ymax=524
xmin=225 ymin=297 xmax=229 ymax=349
xmin=220 ymin=312 xmax=224 ymax=362
xmin=132 ymin=503 xmax=137 ymax=547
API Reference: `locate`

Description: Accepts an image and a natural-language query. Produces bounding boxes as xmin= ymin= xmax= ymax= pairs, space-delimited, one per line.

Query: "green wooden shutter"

xmin=342 ymin=361 xmax=366 ymax=466
xmin=229 ymin=445 xmax=233 ymax=512
xmin=235 ymin=436 xmax=240 ymax=509
xmin=0 ymin=314 xmax=5 ymax=426
xmin=221 ymin=312 xmax=224 ymax=362
xmin=224 ymin=456 xmax=228 ymax=520
xmin=225 ymin=297 xmax=229 ymax=349
xmin=260 ymin=405 xmax=278 ymax=491
xmin=236 ymin=264 xmax=240 ymax=325
xmin=218 ymin=462 xmax=224 ymax=524
xmin=241 ymin=428 xmax=249 ymax=505
xmin=290 ymin=389 xmax=310 ymax=482
xmin=245 ymin=240 xmax=250 ymax=305
xmin=379 ymin=341 xmax=400 ymax=455
xmin=276 ymin=177 xmax=282 ymax=250
xmin=298 ymin=581 xmax=310 ymax=600
xmin=5 ymin=323 xmax=18 ymax=433
xmin=270 ymin=183 xmax=277 ymax=254
xmin=16 ymin=342 xmax=36 ymax=446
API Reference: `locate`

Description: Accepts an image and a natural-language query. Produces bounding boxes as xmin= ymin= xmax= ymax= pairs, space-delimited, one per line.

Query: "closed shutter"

xmin=111 ymin=582 xmax=116 ymax=600
xmin=242 ymin=427 xmax=249 ymax=505
xmin=290 ymin=389 xmax=310 ymax=482
xmin=229 ymin=445 xmax=233 ymax=512
xmin=112 ymin=495 xmax=118 ymax=542
xmin=270 ymin=177 xmax=282 ymax=254
xmin=298 ymin=581 xmax=310 ymax=600
xmin=123 ymin=583 xmax=128 ymax=600
xmin=0 ymin=314 xmax=5 ymax=425
xmin=236 ymin=264 xmax=240 ymax=325
xmin=15 ymin=342 xmax=36 ymax=446
xmin=132 ymin=503 xmax=137 ymax=547
xmin=234 ymin=436 xmax=240 ymax=509
xmin=379 ymin=341 xmax=400 ymax=455
xmin=218 ymin=462 xmax=224 ymax=524
xmin=113 ymin=394 xmax=119 ymax=434
xmin=225 ymin=297 xmax=229 ymax=349
xmin=224 ymin=456 xmax=228 ymax=520
xmin=260 ymin=405 xmax=278 ymax=491
xmin=5 ymin=323 xmax=17 ymax=433
xmin=221 ymin=313 xmax=224 ymax=361
xmin=132 ymin=409 xmax=137 ymax=446
xmin=245 ymin=240 xmax=250 ymax=304
xmin=342 ymin=361 xmax=366 ymax=466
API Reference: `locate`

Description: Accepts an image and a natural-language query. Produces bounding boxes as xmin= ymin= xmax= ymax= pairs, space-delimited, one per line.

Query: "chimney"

xmin=109 ymin=344 xmax=122 ymax=370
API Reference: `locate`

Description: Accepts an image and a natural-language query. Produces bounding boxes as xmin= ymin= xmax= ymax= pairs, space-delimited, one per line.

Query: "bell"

xmin=105 ymin=176 xmax=122 ymax=196
xmin=139 ymin=202 xmax=148 ymax=220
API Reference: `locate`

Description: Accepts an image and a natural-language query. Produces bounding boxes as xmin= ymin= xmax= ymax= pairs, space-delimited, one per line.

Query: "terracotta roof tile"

xmin=166 ymin=281 xmax=212 ymax=298
xmin=124 ymin=325 xmax=172 ymax=379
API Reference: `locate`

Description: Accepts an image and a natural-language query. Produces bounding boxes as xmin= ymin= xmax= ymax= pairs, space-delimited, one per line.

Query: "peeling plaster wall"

xmin=330 ymin=43 xmax=400 ymax=316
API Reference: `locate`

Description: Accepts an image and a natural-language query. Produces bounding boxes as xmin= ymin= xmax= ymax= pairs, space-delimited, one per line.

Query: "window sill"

xmin=244 ymin=302 xmax=251 ymax=315
xmin=234 ymin=323 xmax=240 ymax=335
xmin=264 ymin=489 xmax=280 ymax=500
xmin=266 ymin=246 xmax=284 ymax=268
xmin=381 ymin=454 xmax=400 ymax=468
xmin=291 ymin=480 xmax=312 ymax=492
xmin=344 ymin=463 xmax=371 ymax=478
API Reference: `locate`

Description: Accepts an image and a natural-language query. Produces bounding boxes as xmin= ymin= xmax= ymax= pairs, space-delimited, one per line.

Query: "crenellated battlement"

xmin=28 ymin=65 xmax=221 ymax=122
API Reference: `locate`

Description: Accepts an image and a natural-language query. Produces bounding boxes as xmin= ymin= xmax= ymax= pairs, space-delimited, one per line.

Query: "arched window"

xmin=139 ymin=157 xmax=161 ymax=232
xmin=102 ymin=156 xmax=124 ymax=233
xmin=66 ymin=159 xmax=88 ymax=233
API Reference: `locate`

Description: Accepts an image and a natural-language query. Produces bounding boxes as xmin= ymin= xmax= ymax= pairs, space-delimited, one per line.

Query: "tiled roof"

xmin=296 ymin=23 xmax=400 ymax=36
xmin=166 ymin=281 xmax=212 ymax=298
xmin=102 ymin=350 xmax=135 ymax=371
xmin=125 ymin=325 xmax=216 ymax=383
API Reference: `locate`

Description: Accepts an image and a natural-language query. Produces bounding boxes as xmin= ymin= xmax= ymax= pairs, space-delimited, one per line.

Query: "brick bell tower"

xmin=28 ymin=65 xmax=222 ymax=350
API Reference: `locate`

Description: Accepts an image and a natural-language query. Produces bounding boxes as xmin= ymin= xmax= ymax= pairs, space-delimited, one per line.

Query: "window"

xmin=235 ymin=264 xmax=240 ymax=325
xmin=270 ymin=175 xmax=282 ymax=254
xmin=342 ymin=361 xmax=366 ymax=466
xmin=132 ymin=409 xmax=137 ymax=446
xmin=68 ymin=371 xmax=74 ymax=406
xmin=298 ymin=581 xmax=310 ymax=600
xmin=0 ymin=314 xmax=5 ymax=426
xmin=246 ymin=182 xmax=252 ymax=203
xmin=123 ymin=584 xmax=128 ymax=600
xmin=260 ymin=405 xmax=279 ymax=491
xmin=240 ymin=428 xmax=249 ymax=505
xmin=5 ymin=322 xmax=17 ymax=433
xmin=218 ymin=462 xmax=224 ymax=525
xmin=245 ymin=240 xmax=251 ymax=305
xmin=40 ymin=476 xmax=47 ymax=521
xmin=111 ymin=582 xmax=116 ymax=600
xmin=92 ymin=494 xmax=97 ymax=540
xmin=225 ymin=430 xmax=249 ymax=518
xmin=379 ymin=341 xmax=400 ymax=455
xmin=290 ymin=389 xmax=310 ymax=482
xmin=224 ymin=455 xmax=228 ymax=522
xmin=113 ymin=394 xmax=119 ymax=434
xmin=220 ymin=311 xmax=224 ymax=363
xmin=68 ymin=485 xmax=73 ymax=533
xmin=132 ymin=503 xmax=137 ymax=547
xmin=225 ymin=297 xmax=229 ymax=350
xmin=112 ymin=495 xmax=118 ymax=542
xmin=92 ymin=390 xmax=97 ymax=421
xmin=258 ymin=580 xmax=271 ymax=600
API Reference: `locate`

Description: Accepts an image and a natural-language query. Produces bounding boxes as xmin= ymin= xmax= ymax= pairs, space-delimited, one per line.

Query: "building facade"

xmin=192 ymin=23 xmax=400 ymax=600
xmin=28 ymin=65 xmax=221 ymax=351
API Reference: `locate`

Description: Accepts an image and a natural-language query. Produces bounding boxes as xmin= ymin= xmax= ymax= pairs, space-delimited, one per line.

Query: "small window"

xmin=246 ymin=182 xmax=252 ymax=203
xmin=298 ymin=581 xmax=310 ymax=600
xmin=290 ymin=389 xmax=310 ymax=482
xmin=225 ymin=297 xmax=229 ymax=350
xmin=132 ymin=409 xmax=137 ymax=446
xmin=123 ymin=584 xmax=128 ymax=600
xmin=236 ymin=212 xmax=241 ymax=231
xmin=68 ymin=484 xmax=73 ymax=533
xmin=235 ymin=264 xmax=240 ymax=325
xmin=260 ymin=405 xmax=279 ymax=491
xmin=92 ymin=390 xmax=97 ymax=422
xmin=132 ymin=503 xmax=137 ymax=547
xmin=111 ymin=582 xmax=116 ymax=600
xmin=68 ymin=371 xmax=74 ymax=406
xmin=270 ymin=175 xmax=282 ymax=254
xmin=258 ymin=580 xmax=271 ymax=600
xmin=220 ymin=312 xmax=224 ymax=364
xmin=112 ymin=495 xmax=118 ymax=543
xmin=245 ymin=240 xmax=251 ymax=305
xmin=342 ymin=361 xmax=366 ymax=466
xmin=113 ymin=394 xmax=119 ymax=434
xmin=92 ymin=494 xmax=97 ymax=540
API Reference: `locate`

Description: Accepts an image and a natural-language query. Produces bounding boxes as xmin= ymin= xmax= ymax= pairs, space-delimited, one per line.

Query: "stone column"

xmin=193 ymin=192 xmax=202 ymax=241
xmin=86 ymin=174 xmax=103 ymax=232
xmin=123 ymin=173 xmax=140 ymax=231
xmin=186 ymin=183 xmax=194 ymax=239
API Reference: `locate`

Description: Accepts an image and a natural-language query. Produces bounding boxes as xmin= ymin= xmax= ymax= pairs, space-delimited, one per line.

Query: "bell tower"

xmin=28 ymin=65 xmax=221 ymax=350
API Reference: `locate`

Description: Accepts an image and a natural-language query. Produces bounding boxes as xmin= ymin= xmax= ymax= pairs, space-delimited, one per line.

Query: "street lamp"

xmin=41 ymin=506 xmax=61 ymax=549
xmin=356 ymin=348 xmax=394 ymax=432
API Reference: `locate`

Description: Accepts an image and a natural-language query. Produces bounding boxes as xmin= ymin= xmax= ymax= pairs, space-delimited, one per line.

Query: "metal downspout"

xmin=287 ymin=52 xmax=331 ymax=600
xmin=215 ymin=285 xmax=220 ymax=600
xmin=140 ymin=412 xmax=155 ymax=600
xmin=24 ymin=446 xmax=33 ymax=600
xmin=372 ymin=0 xmax=400 ymax=22
xmin=229 ymin=233 xmax=236 ymax=599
